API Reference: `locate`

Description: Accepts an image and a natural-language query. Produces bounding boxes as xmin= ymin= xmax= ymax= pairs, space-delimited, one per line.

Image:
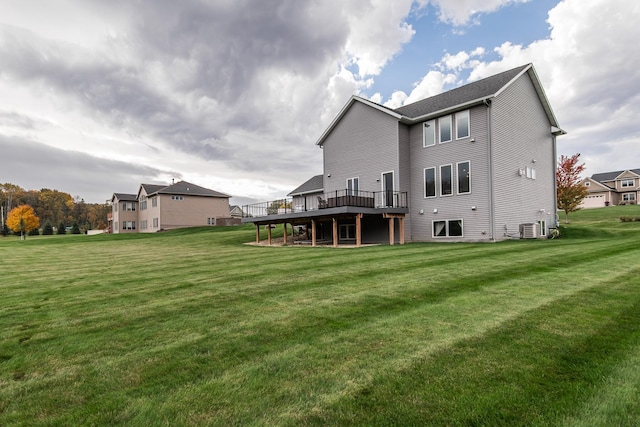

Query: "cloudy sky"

xmin=1 ymin=0 xmax=638 ymax=204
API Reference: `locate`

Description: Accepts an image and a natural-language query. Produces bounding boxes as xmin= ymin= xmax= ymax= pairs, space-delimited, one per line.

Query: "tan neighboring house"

xmin=110 ymin=180 xmax=231 ymax=233
xmin=581 ymin=169 xmax=640 ymax=208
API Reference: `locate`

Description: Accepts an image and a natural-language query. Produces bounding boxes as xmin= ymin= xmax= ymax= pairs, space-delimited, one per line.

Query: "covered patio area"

xmin=245 ymin=206 xmax=407 ymax=247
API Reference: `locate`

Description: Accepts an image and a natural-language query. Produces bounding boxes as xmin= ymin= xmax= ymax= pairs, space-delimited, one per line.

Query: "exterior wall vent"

xmin=519 ymin=223 xmax=538 ymax=239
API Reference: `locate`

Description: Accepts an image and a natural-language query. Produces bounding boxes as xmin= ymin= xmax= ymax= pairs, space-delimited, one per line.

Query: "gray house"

xmin=243 ymin=63 xmax=565 ymax=245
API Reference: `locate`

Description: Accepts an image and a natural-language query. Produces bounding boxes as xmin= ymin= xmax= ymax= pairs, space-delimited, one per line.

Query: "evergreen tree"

xmin=58 ymin=222 xmax=66 ymax=235
xmin=72 ymin=222 xmax=81 ymax=234
xmin=28 ymin=227 xmax=40 ymax=236
xmin=43 ymin=222 xmax=54 ymax=235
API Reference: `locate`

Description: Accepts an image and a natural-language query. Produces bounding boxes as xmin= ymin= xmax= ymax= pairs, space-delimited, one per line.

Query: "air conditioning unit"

xmin=519 ymin=223 xmax=538 ymax=239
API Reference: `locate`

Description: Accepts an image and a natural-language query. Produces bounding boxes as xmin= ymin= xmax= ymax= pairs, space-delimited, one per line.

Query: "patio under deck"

xmin=242 ymin=190 xmax=409 ymax=247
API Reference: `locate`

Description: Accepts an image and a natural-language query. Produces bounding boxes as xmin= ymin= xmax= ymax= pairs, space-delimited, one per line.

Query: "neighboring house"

xmin=229 ymin=205 xmax=244 ymax=218
xmin=580 ymin=169 xmax=640 ymax=208
xmin=288 ymin=174 xmax=324 ymax=212
xmin=111 ymin=180 xmax=231 ymax=233
xmin=243 ymin=63 xmax=565 ymax=245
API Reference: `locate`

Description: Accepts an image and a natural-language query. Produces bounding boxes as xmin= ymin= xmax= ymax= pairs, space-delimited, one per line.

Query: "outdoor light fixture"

xmin=433 ymin=208 xmax=438 ymax=213
xmin=471 ymin=206 xmax=477 ymax=211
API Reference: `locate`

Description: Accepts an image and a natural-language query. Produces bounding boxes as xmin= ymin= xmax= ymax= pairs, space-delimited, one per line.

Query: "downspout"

xmin=484 ymin=98 xmax=496 ymax=241
xmin=551 ymin=132 xmax=560 ymax=227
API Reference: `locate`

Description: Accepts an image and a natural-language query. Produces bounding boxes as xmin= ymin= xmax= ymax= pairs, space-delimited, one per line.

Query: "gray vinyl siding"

xmin=408 ymin=104 xmax=492 ymax=241
xmin=491 ymin=73 xmax=557 ymax=238
xmin=323 ymin=101 xmax=399 ymax=195
xmin=398 ymin=123 xmax=412 ymax=241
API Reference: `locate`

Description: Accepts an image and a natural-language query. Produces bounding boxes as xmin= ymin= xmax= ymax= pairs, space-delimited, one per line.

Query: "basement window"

xmin=433 ymin=219 xmax=463 ymax=238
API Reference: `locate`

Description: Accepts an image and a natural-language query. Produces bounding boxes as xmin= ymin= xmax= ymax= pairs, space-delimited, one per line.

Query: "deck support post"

xmin=383 ymin=213 xmax=406 ymax=245
xmin=283 ymin=222 xmax=288 ymax=245
xmin=311 ymin=220 xmax=317 ymax=247
xmin=255 ymin=224 xmax=260 ymax=244
xmin=267 ymin=224 xmax=272 ymax=246
xmin=332 ymin=217 xmax=338 ymax=248
xmin=356 ymin=213 xmax=362 ymax=247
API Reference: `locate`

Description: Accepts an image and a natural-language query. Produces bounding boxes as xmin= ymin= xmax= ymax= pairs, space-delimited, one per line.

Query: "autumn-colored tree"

xmin=557 ymin=153 xmax=589 ymax=224
xmin=6 ymin=205 xmax=40 ymax=240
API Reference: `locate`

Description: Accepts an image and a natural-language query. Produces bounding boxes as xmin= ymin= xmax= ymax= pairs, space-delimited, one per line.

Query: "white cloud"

xmin=399 ymin=0 xmax=640 ymax=175
xmin=431 ymin=0 xmax=531 ymax=26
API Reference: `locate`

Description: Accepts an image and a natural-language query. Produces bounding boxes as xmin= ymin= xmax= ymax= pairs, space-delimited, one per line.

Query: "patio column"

xmin=399 ymin=215 xmax=405 ymax=245
xmin=332 ymin=217 xmax=338 ymax=247
xmin=388 ymin=217 xmax=395 ymax=245
xmin=255 ymin=224 xmax=260 ymax=244
xmin=356 ymin=213 xmax=362 ymax=247
xmin=283 ymin=222 xmax=288 ymax=245
xmin=267 ymin=224 xmax=272 ymax=246
xmin=311 ymin=219 xmax=317 ymax=247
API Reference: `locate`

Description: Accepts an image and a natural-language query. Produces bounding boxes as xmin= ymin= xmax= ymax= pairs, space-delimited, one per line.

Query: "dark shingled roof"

xmin=394 ymin=64 xmax=529 ymax=118
xmin=288 ymin=174 xmax=324 ymax=196
xmin=112 ymin=193 xmax=137 ymax=201
xmin=152 ymin=180 xmax=230 ymax=198
xmin=140 ymin=184 xmax=165 ymax=195
xmin=591 ymin=169 xmax=640 ymax=183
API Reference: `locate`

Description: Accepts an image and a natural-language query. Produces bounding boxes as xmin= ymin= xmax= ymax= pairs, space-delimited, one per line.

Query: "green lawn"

xmin=2 ymin=206 xmax=640 ymax=426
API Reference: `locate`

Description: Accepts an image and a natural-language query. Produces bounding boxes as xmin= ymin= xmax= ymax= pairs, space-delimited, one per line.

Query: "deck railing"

xmin=242 ymin=189 xmax=408 ymax=218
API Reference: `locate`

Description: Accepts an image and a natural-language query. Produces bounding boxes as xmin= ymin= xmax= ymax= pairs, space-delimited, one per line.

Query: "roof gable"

xmin=615 ymin=170 xmax=640 ymax=179
xmin=288 ymin=174 xmax=324 ymax=196
xmin=583 ymin=177 xmax=613 ymax=191
xmin=316 ymin=63 xmax=563 ymax=146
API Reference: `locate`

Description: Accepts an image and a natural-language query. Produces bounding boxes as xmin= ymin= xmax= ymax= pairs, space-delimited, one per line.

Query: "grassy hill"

xmin=2 ymin=206 xmax=640 ymax=426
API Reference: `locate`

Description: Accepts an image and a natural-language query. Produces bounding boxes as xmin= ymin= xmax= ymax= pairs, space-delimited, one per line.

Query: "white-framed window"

xmin=171 ymin=195 xmax=184 ymax=201
xmin=347 ymin=177 xmax=359 ymax=195
xmin=538 ymin=220 xmax=547 ymax=237
xmin=432 ymin=219 xmax=463 ymax=238
xmin=114 ymin=203 xmax=118 ymax=212
xmin=140 ymin=220 xmax=147 ymax=230
xmin=457 ymin=161 xmax=471 ymax=194
xmin=455 ymin=110 xmax=470 ymax=139
xmin=122 ymin=202 xmax=136 ymax=211
xmin=440 ymin=164 xmax=453 ymax=196
xmin=439 ymin=115 xmax=452 ymax=143
xmin=140 ymin=200 xmax=147 ymax=210
xmin=339 ymin=224 xmax=356 ymax=240
xmin=621 ymin=179 xmax=634 ymax=188
xmin=424 ymin=167 xmax=436 ymax=198
xmin=585 ymin=182 xmax=590 ymax=187
xmin=207 ymin=217 xmax=216 ymax=225
xmin=153 ymin=218 xmax=158 ymax=228
xmin=423 ymin=120 xmax=435 ymax=147
xmin=151 ymin=197 xmax=157 ymax=207
xmin=526 ymin=166 xmax=536 ymax=180
xmin=623 ymin=193 xmax=636 ymax=202
xmin=122 ymin=221 xmax=136 ymax=230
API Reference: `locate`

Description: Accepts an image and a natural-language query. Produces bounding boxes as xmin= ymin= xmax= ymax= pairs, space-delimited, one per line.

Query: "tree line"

xmin=1 ymin=183 xmax=110 ymax=236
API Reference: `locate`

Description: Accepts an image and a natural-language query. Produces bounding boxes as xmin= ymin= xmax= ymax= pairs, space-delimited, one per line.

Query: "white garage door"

xmin=582 ymin=194 xmax=605 ymax=208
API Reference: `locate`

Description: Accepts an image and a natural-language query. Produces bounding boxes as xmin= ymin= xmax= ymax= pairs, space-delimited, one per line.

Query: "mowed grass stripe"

xmin=7 ymin=234 xmax=634 ymax=425
xmin=299 ymin=267 xmax=640 ymax=426
xmin=2 ymin=207 xmax=640 ymax=425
